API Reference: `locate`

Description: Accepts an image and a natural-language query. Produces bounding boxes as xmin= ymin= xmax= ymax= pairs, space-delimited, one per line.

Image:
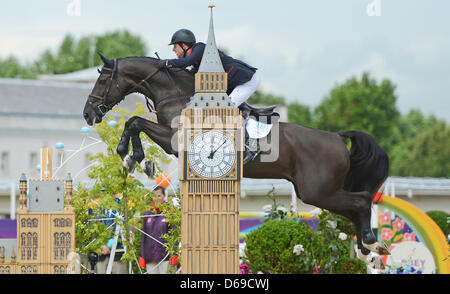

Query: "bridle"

xmin=88 ymin=59 xmax=122 ymax=116
xmin=88 ymin=58 xmax=190 ymax=116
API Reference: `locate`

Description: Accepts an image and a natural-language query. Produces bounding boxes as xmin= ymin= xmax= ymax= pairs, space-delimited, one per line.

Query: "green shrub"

xmin=316 ymin=210 xmax=366 ymax=273
xmin=426 ymin=210 xmax=450 ymax=236
xmin=331 ymin=255 xmax=368 ymax=274
xmin=243 ymin=211 xmax=367 ymax=274
xmin=244 ymin=219 xmax=327 ymax=274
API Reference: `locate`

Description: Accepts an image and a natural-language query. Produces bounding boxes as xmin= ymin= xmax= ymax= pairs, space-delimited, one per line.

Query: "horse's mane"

xmin=120 ymin=56 xmax=159 ymax=61
xmin=119 ymin=56 xmax=195 ymax=77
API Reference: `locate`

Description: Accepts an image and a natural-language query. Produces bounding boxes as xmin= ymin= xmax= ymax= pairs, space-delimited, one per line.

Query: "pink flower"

xmin=379 ymin=212 xmax=391 ymax=225
xmin=239 ymin=263 xmax=249 ymax=274
xmin=313 ymin=265 xmax=325 ymax=274
xmin=393 ymin=217 xmax=405 ymax=231
xmin=381 ymin=228 xmax=393 ymax=240
xmin=404 ymin=232 xmax=416 ymax=241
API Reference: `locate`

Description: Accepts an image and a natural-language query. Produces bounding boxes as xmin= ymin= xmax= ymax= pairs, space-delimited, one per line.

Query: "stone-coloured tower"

xmin=179 ymin=5 xmax=242 ymax=274
xmin=0 ymin=148 xmax=76 ymax=274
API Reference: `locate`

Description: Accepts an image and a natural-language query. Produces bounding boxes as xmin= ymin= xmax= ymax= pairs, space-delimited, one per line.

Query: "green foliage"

xmin=0 ymin=56 xmax=39 ymax=79
xmin=1 ymin=30 xmax=147 ymax=78
xmin=333 ymin=213 xmax=357 ymax=236
xmin=287 ymin=102 xmax=312 ymax=126
xmin=391 ymin=117 xmax=450 ymax=177
xmin=426 ymin=210 xmax=450 ymax=236
xmin=264 ymin=187 xmax=288 ymax=221
xmin=331 ymin=255 xmax=368 ymax=274
xmin=36 ymin=30 xmax=147 ymax=75
xmin=313 ymin=72 xmax=399 ymax=153
xmin=244 ymin=219 xmax=327 ymax=274
xmin=316 ymin=210 xmax=365 ymax=273
xmin=73 ymin=104 xmax=171 ymax=272
xmin=160 ymin=192 xmax=182 ymax=273
xmin=243 ymin=210 xmax=366 ymax=274
xmin=248 ymin=90 xmax=286 ymax=106
xmin=247 ymin=91 xmax=314 ymax=126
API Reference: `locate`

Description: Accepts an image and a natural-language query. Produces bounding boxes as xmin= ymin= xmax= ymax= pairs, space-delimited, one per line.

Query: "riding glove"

xmin=157 ymin=59 xmax=168 ymax=69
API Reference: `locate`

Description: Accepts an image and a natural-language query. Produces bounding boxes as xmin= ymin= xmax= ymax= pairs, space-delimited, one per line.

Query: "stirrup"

xmin=243 ymin=151 xmax=258 ymax=164
xmin=243 ymin=144 xmax=260 ymax=164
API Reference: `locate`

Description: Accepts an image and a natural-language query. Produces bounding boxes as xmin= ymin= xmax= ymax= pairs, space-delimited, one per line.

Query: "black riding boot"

xmin=243 ymin=128 xmax=260 ymax=164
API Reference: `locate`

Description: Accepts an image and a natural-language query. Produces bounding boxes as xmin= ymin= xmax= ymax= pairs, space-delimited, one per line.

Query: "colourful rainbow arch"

xmin=378 ymin=194 xmax=450 ymax=274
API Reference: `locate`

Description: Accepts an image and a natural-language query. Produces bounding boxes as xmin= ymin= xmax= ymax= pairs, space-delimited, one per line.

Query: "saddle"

xmin=239 ymin=102 xmax=280 ymax=164
xmin=238 ymin=102 xmax=280 ymax=122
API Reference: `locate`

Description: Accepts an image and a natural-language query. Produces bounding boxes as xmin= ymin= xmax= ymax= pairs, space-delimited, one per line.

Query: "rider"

xmin=158 ymin=29 xmax=260 ymax=163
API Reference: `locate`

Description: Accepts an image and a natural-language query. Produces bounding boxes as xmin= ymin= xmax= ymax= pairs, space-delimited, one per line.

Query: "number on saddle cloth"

xmin=246 ymin=118 xmax=274 ymax=139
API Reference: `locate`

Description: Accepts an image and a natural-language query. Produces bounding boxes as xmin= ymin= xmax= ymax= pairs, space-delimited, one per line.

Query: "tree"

xmin=313 ymin=72 xmax=400 ymax=153
xmin=288 ymin=102 xmax=312 ymax=126
xmin=73 ymin=104 xmax=171 ymax=273
xmin=399 ymin=121 xmax=449 ymax=177
xmin=0 ymin=30 xmax=148 ymax=78
xmin=247 ymin=90 xmax=286 ymax=106
xmin=389 ymin=110 xmax=449 ymax=177
xmin=0 ymin=56 xmax=38 ymax=79
xmin=38 ymin=30 xmax=147 ymax=75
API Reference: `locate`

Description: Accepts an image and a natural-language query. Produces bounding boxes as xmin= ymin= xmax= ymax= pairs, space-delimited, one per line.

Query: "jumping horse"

xmin=83 ymin=54 xmax=390 ymax=269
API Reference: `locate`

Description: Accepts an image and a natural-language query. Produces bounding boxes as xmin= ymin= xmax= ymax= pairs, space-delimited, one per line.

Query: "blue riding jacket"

xmin=166 ymin=42 xmax=257 ymax=95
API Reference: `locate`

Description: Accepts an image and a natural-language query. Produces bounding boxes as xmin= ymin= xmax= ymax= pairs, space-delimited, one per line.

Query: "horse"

xmin=83 ymin=53 xmax=390 ymax=269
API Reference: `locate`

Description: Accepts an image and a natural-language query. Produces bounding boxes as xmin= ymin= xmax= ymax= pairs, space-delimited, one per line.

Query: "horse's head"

xmin=83 ymin=53 xmax=127 ymax=126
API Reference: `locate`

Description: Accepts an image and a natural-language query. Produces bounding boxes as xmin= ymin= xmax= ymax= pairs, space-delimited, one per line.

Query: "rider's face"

xmin=172 ymin=43 xmax=188 ymax=58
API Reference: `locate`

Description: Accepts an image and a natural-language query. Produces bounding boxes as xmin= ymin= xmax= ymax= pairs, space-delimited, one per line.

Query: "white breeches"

xmin=229 ymin=72 xmax=260 ymax=107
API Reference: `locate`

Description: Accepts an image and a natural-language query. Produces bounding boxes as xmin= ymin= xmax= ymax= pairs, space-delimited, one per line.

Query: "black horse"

xmin=83 ymin=54 xmax=390 ymax=269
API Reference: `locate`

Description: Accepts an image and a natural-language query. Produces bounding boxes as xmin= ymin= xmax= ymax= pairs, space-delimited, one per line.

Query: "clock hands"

xmin=208 ymin=139 xmax=227 ymax=159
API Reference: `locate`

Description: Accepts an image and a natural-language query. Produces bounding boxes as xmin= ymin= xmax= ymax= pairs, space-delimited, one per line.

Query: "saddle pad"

xmin=246 ymin=118 xmax=273 ymax=139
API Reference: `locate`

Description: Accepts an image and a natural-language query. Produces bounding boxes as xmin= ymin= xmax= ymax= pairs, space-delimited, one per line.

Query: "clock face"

xmin=188 ymin=131 xmax=236 ymax=178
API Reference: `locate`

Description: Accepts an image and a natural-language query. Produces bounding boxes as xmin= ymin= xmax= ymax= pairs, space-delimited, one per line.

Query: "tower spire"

xmin=198 ymin=4 xmax=224 ymax=73
xmin=187 ymin=4 xmax=233 ymax=108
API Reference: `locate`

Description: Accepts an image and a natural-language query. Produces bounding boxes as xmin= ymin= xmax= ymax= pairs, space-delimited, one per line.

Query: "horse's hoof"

xmin=140 ymin=160 xmax=155 ymax=177
xmin=370 ymin=255 xmax=385 ymax=270
xmin=123 ymin=154 xmax=136 ymax=173
xmin=357 ymin=250 xmax=385 ymax=270
xmin=363 ymin=241 xmax=391 ymax=255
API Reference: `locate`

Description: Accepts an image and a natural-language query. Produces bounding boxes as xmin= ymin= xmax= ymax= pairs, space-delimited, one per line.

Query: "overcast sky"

xmin=0 ymin=0 xmax=449 ymax=121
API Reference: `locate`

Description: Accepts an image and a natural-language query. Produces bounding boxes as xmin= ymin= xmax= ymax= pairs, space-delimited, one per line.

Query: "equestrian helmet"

xmin=169 ymin=29 xmax=196 ymax=46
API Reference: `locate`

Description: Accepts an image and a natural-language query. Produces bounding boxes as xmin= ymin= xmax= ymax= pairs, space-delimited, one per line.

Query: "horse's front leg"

xmin=117 ymin=117 xmax=141 ymax=173
xmin=117 ymin=124 xmax=132 ymax=162
xmin=118 ymin=116 xmax=177 ymax=174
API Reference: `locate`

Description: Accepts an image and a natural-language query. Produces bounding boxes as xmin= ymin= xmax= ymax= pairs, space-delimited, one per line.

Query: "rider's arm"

xmin=166 ymin=44 xmax=204 ymax=69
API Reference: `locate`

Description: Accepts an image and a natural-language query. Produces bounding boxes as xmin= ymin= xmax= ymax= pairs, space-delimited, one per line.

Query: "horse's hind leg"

xmin=302 ymin=188 xmax=389 ymax=255
xmin=336 ymin=210 xmax=385 ymax=270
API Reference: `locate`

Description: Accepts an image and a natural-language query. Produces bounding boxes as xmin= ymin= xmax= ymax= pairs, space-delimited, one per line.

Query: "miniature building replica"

xmin=179 ymin=6 xmax=243 ymax=274
xmin=0 ymin=148 xmax=75 ymax=274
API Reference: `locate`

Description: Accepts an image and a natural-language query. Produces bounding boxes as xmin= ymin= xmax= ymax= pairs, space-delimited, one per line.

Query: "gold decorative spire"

xmin=65 ymin=173 xmax=74 ymax=211
xmin=19 ymin=173 xmax=28 ymax=212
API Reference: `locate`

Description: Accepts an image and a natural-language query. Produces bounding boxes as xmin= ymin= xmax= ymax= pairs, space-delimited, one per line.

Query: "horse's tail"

xmin=339 ymin=130 xmax=389 ymax=195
